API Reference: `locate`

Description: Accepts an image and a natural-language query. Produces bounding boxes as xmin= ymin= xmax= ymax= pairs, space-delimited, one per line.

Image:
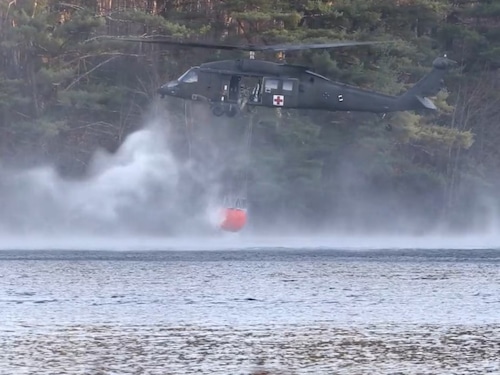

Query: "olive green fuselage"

xmin=158 ymin=58 xmax=451 ymax=116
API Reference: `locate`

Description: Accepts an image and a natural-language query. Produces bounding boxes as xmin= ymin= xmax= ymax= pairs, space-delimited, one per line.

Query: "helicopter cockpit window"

xmin=283 ymin=80 xmax=294 ymax=91
xmin=264 ymin=79 xmax=279 ymax=92
xmin=179 ymin=68 xmax=199 ymax=83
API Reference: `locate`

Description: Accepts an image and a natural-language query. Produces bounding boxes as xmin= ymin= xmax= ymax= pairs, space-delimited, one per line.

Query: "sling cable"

xmin=218 ymin=113 xmax=254 ymax=232
xmin=183 ymin=101 xmax=252 ymax=232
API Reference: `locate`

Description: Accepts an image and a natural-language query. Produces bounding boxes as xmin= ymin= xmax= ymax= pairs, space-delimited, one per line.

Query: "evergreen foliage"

xmin=1 ymin=0 xmax=499 ymax=233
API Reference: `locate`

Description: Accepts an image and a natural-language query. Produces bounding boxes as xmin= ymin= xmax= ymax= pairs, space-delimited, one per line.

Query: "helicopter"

xmin=118 ymin=36 xmax=456 ymax=117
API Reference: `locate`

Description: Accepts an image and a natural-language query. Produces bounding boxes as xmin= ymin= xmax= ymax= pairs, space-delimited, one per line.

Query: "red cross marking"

xmin=273 ymin=95 xmax=284 ymax=106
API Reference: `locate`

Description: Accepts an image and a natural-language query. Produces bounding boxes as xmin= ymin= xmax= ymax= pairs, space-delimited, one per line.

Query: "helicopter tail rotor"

xmin=398 ymin=54 xmax=457 ymax=111
xmin=432 ymin=55 xmax=458 ymax=70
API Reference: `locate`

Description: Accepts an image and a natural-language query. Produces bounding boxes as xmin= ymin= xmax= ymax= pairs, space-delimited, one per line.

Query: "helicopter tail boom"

xmin=308 ymin=55 xmax=456 ymax=114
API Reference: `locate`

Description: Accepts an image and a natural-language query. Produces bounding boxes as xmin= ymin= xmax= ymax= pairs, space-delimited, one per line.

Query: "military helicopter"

xmin=119 ymin=36 xmax=456 ymax=117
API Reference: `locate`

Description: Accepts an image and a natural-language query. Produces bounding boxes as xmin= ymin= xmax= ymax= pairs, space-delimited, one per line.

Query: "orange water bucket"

xmin=219 ymin=208 xmax=247 ymax=232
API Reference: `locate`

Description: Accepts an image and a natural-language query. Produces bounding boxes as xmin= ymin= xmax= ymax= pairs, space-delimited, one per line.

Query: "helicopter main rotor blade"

xmin=116 ymin=37 xmax=256 ymax=51
xmin=114 ymin=36 xmax=388 ymax=52
xmin=254 ymin=41 xmax=387 ymax=51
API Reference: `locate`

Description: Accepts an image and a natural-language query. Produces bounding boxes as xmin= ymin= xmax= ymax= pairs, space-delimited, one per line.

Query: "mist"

xmin=1 ymin=103 xmax=500 ymax=251
xmin=0 ymin=113 xmax=223 ymax=241
xmin=321 ymin=150 xmax=500 ymax=237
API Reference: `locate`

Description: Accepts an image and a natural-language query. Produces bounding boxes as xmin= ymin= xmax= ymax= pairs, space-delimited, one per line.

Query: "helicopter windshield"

xmin=178 ymin=68 xmax=199 ymax=83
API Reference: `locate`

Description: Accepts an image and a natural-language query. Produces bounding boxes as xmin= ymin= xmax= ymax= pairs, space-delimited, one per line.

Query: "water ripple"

xmin=0 ymin=249 xmax=499 ymax=373
xmin=1 ymin=324 xmax=499 ymax=374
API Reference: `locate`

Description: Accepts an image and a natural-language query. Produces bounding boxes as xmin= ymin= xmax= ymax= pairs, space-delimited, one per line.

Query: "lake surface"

xmin=0 ymin=247 xmax=499 ymax=374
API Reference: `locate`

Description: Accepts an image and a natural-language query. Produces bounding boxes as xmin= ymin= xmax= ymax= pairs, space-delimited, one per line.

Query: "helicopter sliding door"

xmin=261 ymin=77 xmax=299 ymax=108
xmin=212 ymin=74 xmax=241 ymax=103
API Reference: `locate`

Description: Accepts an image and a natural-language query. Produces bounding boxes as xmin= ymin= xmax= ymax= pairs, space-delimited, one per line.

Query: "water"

xmin=0 ymin=116 xmax=499 ymax=373
xmin=0 ymin=248 xmax=499 ymax=374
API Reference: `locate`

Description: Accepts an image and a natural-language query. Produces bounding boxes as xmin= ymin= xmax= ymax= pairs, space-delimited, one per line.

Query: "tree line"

xmin=1 ymin=0 xmax=500 ymax=234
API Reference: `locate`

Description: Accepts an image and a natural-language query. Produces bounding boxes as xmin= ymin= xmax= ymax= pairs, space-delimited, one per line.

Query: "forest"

xmin=1 ymin=0 xmax=500 ymax=235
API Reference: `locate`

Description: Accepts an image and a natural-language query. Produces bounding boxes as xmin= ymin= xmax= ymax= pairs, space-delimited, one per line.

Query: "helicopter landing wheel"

xmin=225 ymin=105 xmax=239 ymax=118
xmin=211 ymin=104 xmax=225 ymax=117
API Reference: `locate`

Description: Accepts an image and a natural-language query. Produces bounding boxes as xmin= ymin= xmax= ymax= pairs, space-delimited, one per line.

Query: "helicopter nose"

xmin=158 ymin=81 xmax=179 ymax=97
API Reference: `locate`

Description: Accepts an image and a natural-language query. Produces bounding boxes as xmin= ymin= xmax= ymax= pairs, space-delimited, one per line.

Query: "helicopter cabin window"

xmin=264 ymin=79 xmax=279 ymax=92
xmin=282 ymin=80 xmax=294 ymax=91
xmin=179 ymin=68 xmax=199 ymax=83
